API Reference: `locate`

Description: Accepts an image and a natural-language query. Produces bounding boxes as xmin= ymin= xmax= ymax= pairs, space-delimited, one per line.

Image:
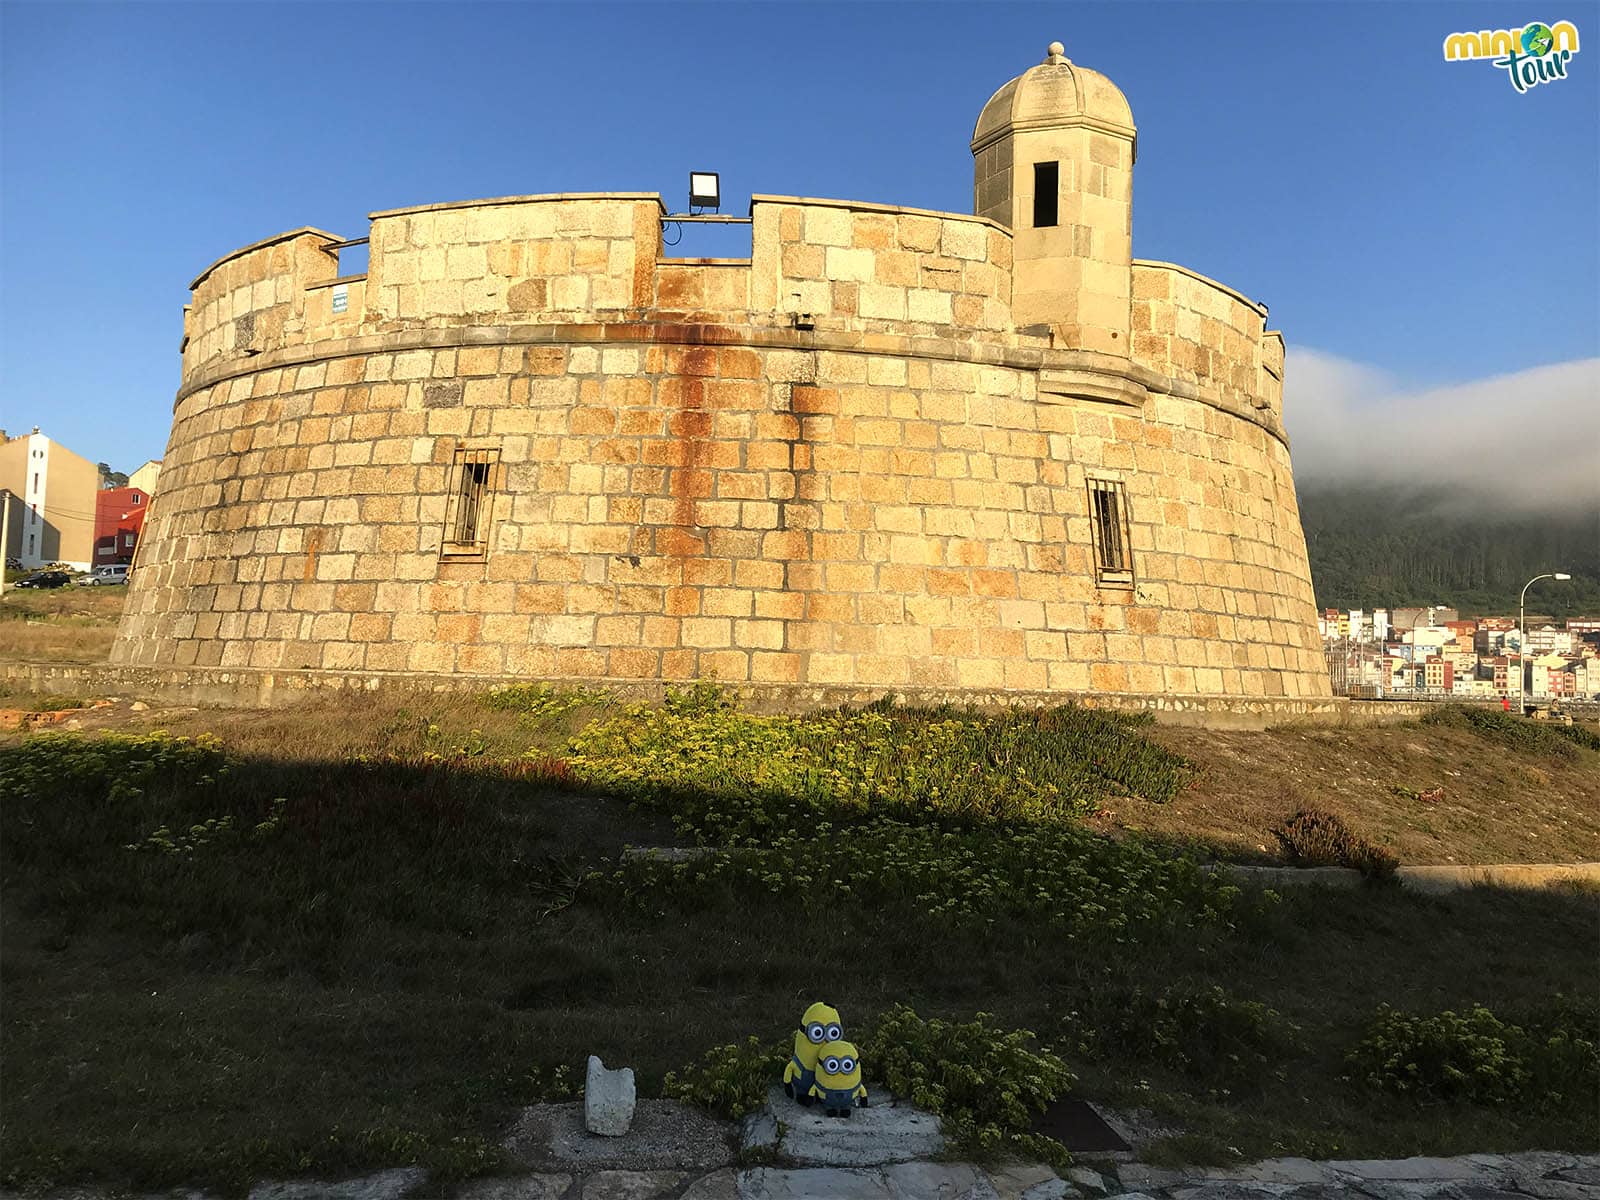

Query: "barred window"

xmin=1087 ymin=477 xmax=1134 ymax=587
xmin=441 ymin=444 xmax=499 ymax=559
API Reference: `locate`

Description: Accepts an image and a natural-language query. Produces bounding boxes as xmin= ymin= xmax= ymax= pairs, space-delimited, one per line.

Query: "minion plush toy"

xmin=808 ymin=1041 xmax=868 ymax=1118
xmin=782 ymin=1002 xmax=842 ymax=1106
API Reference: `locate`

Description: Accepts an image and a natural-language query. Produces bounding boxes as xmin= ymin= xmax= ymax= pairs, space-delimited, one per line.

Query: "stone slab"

xmin=758 ymin=1084 xmax=943 ymax=1167
xmin=580 ymin=1170 xmax=685 ymax=1200
xmin=989 ymin=1163 xmax=1066 ymax=1200
xmin=504 ymin=1100 xmax=736 ymax=1172
xmin=682 ymin=1170 xmax=742 ymax=1200
xmin=738 ymin=1168 xmax=893 ymax=1200
xmin=455 ymin=1176 xmax=574 ymax=1200
xmin=882 ymin=1162 xmax=999 ymax=1200
xmin=245 ymin=1169 xmax=427 ymax=1200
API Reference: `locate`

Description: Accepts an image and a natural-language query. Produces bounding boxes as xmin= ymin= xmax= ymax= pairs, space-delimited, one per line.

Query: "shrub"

xmin=1514 ymin=994 xmax=1600 ymax=1111
xmin=1063 ymin=984 xmax=1300 ymax=1096
xmin=867 ymin=1005 xmax=1076 ymax=1165
xmin=1272 ymin=809 xmax=1397 ymax=880
xmin=661 ymin=1036 xmax=788 ymax=1120
xmin=1344 ymin=1005 xmax=1529 ymax=1104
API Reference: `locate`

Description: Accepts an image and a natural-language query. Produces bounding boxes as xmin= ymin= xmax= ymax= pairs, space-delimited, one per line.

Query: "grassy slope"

xmin=2 ymin=692 xmax=1596 ymax=1195
xmin=0 ymin=582 xmax=123 ymax=663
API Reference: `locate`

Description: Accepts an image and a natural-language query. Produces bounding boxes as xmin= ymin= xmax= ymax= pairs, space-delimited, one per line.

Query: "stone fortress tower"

xmin=114 ymin=44 xmax=1331 ymax=702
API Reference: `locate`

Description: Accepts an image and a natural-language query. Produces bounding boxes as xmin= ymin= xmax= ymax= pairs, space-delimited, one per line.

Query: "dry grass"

xmin=0 ymin=584 xmax=124 ymax=663
xmin=1117 ymin=721 xmax=1600 ymax=866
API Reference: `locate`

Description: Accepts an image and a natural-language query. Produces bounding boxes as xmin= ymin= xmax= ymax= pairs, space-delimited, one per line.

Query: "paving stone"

xmin=246 ymin=1168 xmax=428 ymax=1200
xmin=580 ymin=1170 xmax=686 ymax=1200
xmin=1330 ymin=1159 xmax=1480 ymax=1183
xmin=738 ymin=1167 xmax=892 ymax=1200
xmin=505 ymin=1100 xmax=735 ymax=1172
xmin=741 ymin=1109 xmax=780 ymax=1153
xmin=986 ymin=1161 xmax=1062 ymax=1200
xmin=1223 ymin=1160 xmax=1332 ymax=1186
xmin=1169 ymin=1184 xmax=1295 ymax=1200
xmin=761 ymin=1084 xmax=944 ymax=1167
xmin=681 ymin=1170 xmax=741 ymax=1200
xmin=455 ymin=1175 xmax=575 ymax=1199
xmin=1508 ymin=1182 xmax=1600 ymax=1200
xmin=1115 ymin=1165 xmax=1191 ymax=1192
xmin=882 ymin=1161 xmax=999 ymax=1199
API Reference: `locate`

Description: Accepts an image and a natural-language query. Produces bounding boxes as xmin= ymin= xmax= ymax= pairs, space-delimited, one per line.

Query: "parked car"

xmin=80 ymin=564 xmax=130 ymax=586
xmin=14 ymin=570 xmax=72 ymax=589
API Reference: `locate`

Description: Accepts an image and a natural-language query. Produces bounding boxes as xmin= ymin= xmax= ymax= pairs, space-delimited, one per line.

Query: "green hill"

xmin=1296 ymin=483 xmax=1600 ymax=618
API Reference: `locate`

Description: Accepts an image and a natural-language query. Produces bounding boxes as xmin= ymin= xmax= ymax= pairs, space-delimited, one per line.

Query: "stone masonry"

xmin=114 ymin=45 xmax=1330 ymax=702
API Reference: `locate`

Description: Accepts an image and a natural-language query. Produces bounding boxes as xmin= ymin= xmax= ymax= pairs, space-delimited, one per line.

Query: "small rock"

xmin=130 ymin=701 xmax=149 ymax=711
xmin=586 ymin=1055 xmax=637 ymax=1136
xmin=1020 ymin=1181 xmax=1072 ymax=1200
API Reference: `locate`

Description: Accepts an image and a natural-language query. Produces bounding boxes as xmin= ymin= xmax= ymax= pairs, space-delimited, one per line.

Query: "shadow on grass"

xmin=2 ymin=725 xmax=1596 ymax=1194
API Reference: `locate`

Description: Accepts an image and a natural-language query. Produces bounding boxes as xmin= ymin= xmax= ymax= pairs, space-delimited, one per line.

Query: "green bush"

xmin=611 ymin=817 xmax=1254 ymax=942
xmin=1063 ymin=985 xmax=1300 ymax=1096
xmin=1273 ymin=808 xmax=1397 ymax=880
xmin=564 ymin=685 xmax=1191 ymax=843
xmin=480 ymin=682 xmax=612 ymax=722
xmin=661 ymin=1036 xmax=788 ymax=1120
xmin=1344 ymin=1005 xmax=1529 ymax=1104
xmin=867 ymin=1005 xmax=1075 ymax=1165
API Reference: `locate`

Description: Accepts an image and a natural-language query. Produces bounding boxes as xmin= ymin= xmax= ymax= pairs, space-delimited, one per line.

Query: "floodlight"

xmin=689 ymin=171 xmax=720 ymax=211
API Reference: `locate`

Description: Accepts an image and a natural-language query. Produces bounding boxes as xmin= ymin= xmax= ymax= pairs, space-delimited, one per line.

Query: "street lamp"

xmin=1516 ymin=572 xmax=1572 ymax=714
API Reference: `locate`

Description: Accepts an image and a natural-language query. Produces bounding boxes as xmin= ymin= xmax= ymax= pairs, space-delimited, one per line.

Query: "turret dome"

xmin=971 ymin=42 xmax=1135 ymax=154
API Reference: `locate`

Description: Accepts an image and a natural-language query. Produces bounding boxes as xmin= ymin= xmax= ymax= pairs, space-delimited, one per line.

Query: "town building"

xmin=94 ymin=486 xmax=151 ymax=566
xmin=128 ymin=459 xmax=163 ymax=496
xmin=0 ymin=427 xmax=98 ymax=569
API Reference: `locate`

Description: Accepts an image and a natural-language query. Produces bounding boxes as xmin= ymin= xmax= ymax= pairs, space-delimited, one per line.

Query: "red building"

xmin=94 ymin=487 xmax=149 ymax=566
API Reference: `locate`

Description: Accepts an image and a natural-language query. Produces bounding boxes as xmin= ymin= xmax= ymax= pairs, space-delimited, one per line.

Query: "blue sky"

xmin=2 ymin=1 xmax=1596 ymax=475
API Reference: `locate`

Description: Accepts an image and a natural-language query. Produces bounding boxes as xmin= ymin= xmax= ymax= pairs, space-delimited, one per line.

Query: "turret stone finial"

xmin=1046 ymin=41 xmax=1066 ymax=61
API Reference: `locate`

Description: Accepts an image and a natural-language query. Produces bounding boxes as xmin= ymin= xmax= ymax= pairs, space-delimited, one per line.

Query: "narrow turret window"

xmin=440 ymin=444 xmax=499 ymax=559
xmin=1033 ymin=162 xmax=1059 ymax=228
xmin=1087 ymin=476 xmax=1133 ymax=587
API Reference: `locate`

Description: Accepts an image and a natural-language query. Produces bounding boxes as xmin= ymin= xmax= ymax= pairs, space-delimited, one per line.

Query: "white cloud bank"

xmin=1282 ymin=350 xmax=1600 ymax=512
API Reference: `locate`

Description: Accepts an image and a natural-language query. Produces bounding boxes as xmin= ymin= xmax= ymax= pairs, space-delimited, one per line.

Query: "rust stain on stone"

xmin=302 ymin=529 xmax=322 ymax=581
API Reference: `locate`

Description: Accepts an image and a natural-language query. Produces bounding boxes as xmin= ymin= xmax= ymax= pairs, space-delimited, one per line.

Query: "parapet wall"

xmin=123 ymin=191 xmax=1328 ymax=701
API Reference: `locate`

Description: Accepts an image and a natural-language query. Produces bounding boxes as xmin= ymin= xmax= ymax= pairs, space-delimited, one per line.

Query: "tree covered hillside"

xmin=1296 ymin=483 xmax=1600 ymax=618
